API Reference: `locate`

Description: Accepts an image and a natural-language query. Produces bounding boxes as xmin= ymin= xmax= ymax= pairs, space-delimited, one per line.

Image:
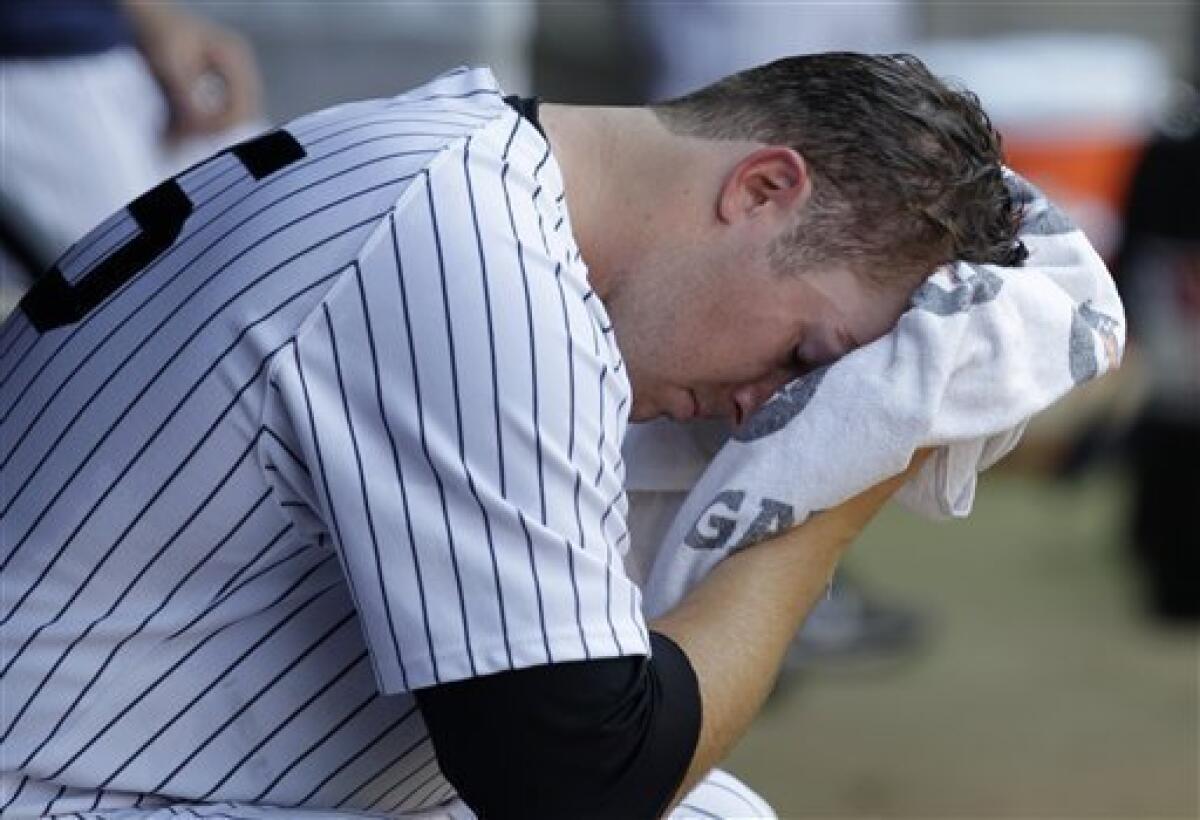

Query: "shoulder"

xmin=282 ymin=66 xmax=513 ymax=182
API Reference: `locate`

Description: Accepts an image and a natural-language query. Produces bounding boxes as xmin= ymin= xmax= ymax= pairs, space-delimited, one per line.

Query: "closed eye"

xmin=768 ymin=353 xmax=809 ymax=383
xmin=787 ymin=342 xmax=817 ymax=376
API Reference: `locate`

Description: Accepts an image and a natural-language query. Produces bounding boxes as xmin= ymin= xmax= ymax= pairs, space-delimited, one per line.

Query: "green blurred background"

xmin=730 ymin=468 xmax=1196 ymax=817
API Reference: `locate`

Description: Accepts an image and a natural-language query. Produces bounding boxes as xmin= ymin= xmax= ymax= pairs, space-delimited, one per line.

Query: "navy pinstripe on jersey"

xmin=0 ymin=67 xmax=643 ymax=819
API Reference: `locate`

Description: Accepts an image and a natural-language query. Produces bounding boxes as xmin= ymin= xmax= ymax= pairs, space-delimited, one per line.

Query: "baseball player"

xmin=1 ymin=56 xmax=1023 ymax=818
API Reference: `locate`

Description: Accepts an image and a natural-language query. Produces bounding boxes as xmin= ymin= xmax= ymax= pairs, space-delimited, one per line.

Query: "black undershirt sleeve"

xmin=414 ymin=631 xmax=701 ymax=820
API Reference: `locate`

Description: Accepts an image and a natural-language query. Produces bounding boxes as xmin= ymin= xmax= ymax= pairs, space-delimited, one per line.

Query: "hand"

xmin=125 ymin=1 xmax=261 ymax=140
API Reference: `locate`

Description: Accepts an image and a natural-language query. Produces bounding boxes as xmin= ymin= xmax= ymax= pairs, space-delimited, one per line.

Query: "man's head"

xmin=545 ymin=53 xmax=1024 ymax=424
xmin=653 ymin=52 xmax=1026 ymax=286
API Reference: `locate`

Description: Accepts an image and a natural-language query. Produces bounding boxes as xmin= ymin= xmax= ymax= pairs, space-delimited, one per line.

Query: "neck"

xmin=539 ymin=104 xmax=669 ymax=299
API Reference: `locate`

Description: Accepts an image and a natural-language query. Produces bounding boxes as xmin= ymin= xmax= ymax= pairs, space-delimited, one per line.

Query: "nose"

xmin=730 ymin=370 xmax=795 ymax=425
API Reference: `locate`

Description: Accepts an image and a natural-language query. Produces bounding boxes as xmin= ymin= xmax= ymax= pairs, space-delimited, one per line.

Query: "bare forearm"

xmin=651 ymin=463 xmax=918 ymax=807
xmin=650 ymin=514 xmax=853 ymax=788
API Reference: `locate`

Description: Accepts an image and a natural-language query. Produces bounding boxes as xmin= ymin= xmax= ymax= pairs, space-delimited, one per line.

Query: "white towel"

xmin=632 ymin=172 xmax=1126 ymax=617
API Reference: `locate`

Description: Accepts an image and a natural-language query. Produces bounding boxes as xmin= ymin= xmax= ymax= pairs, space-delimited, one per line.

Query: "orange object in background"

xmin=1003 ymin=128 xmax=1147 ymax=262
xmin=916 ymin=35 xmax=1171 ymax=265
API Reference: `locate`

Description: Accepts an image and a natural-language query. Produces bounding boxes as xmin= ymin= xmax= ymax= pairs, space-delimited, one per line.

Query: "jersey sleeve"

xmin=260 ymin=114 xmax=648 ymax=694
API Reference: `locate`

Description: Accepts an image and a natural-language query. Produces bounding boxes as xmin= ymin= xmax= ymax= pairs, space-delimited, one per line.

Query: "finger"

xmin=201 ymin=35 xmax=262 ymax=131
xmin=179 ymin=72 xmax=235 ymax=136
xmin=156 ymin=51 xmax=211 ymax=139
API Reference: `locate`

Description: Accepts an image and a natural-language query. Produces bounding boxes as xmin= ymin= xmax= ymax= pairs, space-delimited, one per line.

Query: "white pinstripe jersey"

xmin=0 ymin=67 xmax=646 ymax=818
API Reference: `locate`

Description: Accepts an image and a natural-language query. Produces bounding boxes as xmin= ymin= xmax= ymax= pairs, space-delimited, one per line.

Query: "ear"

xmin=717 ymin=146 xmax=810 ymax=226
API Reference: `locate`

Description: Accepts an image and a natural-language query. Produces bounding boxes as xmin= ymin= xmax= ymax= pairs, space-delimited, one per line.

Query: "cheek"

xmin=724 ymin=309 xmax=789 ymax=362
xmin=608 ymin=288 xmax=690 ymax=385
xmin=647 ymin=297 xmax=716 ymax=375
xmin=697 ymin=329 xmax=783 ymax=387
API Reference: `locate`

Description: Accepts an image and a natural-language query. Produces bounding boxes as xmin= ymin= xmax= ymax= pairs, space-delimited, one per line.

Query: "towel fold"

xmin=632 ymin=172 xmax=1126 ymax=617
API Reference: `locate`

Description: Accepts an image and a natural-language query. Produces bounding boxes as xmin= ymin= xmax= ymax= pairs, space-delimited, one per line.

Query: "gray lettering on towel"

xmin=737 ymin=498 xmax=796 ymax=550
xmin=684 ymin=493 xmax=796 ymax=552
xmin=734 ymin=367 xmax=829 ymax=442
xmin=1027 ymin=205 xmax=1074 ymax=236
xmin=684 ymin=490 xmax=746 ymax=550
xmin=1006 ymin=173 xmax=1047 ymax=209
xmin=910 ymin=268 xmax=1004 ymax=315
xmin=1069 ymin=301 xmax=1121 ymax=383
xmin=1007 ymin=173 xmax=1075 ymax=236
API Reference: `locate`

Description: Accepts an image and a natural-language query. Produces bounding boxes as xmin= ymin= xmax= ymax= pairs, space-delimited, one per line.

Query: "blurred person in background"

xmin=1116 ymin=88 xmax=1200 ymax=623
xmin=0 ymin=0 xmax=264 ymax=309
xmin=623 ymin=0 xmax=928 ymax=674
